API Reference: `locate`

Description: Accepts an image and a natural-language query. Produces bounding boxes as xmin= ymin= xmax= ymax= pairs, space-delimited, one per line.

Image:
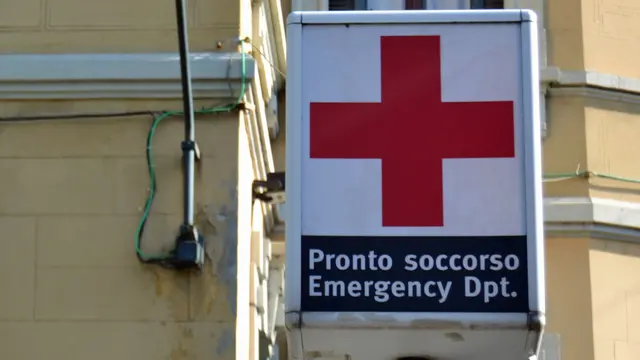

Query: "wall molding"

xmin=545 ymin=197 xmax=640 ymax=241
xmin=547 ymin=86 xmax=640 ymax=105
xmin=542 ymin=66 xmax=640 ymax=103
xmin=269 ymin=197 xmax=640 ymax=243
xmin=542 ymin=67 xmax=640 ymax=93
xmin=544 ymin=196 xmax=640 ymax=226
xmin=0 ymin=52 xmax=255 ymax=100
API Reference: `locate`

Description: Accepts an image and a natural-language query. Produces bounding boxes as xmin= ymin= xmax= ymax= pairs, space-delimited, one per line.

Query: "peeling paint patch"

xmin=171 ymin=347 xmax=189 ymax=360
xmin=151 ymin=267 xmax=189 ymax=321
xmin=216 ymin=328 xmax=235 ymax=355
xmin=445 ymin=332 xmax=465 ymax=342
xmin=216 ymin=187 xmax=239 ymax=317
xmin=189 ymin=256 xmax=221 ymax=319
xmin=171 ymin=325 xmax=196 ymax=360
xmin=196 ymin=204 xmax=218 ymax=236
xmin=191 ymin=185 xmax=238 ymax=319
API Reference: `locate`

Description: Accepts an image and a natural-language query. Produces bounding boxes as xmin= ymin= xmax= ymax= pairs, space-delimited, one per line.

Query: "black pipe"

xmin=175 ymin=0 xmax=196 ymax=228
xmin=171 ymin=0 xmax=204 ymax=269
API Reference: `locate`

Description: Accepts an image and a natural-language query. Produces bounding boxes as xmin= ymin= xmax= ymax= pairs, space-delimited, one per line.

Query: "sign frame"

xmin=285 ymin=9 xmax=544 ymax=334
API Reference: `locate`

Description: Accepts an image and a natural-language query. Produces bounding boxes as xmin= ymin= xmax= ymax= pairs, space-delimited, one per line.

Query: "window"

xmin=471 ymin=0 xmax=504 ymax=8
xmin=329 ymin=0 xmax=367 ymax=10
xmin=405 ymin=0 xmax=504 ymax=10
xmin=405 ymin=0 xmax=425 ymax=10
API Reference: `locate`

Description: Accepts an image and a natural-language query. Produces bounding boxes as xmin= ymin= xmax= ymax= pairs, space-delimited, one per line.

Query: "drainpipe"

xmin=173 ymin=0 xmax=205 ymax=269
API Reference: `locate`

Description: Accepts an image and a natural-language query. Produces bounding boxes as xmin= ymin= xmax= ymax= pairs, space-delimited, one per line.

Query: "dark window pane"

xmin=330 ymin=0 xmax=367 ymax=10
xmin=405 ymin=0 xmax=425 ymax=10
xmin=471 ymin=0 xmax=504 ymax=9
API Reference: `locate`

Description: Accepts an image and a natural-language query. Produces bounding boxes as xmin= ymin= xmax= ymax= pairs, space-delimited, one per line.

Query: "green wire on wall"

xmin=544 ymin=171 xmax=640 ymax=184
xmin=135 ymin=40 xmax=248 ymax=262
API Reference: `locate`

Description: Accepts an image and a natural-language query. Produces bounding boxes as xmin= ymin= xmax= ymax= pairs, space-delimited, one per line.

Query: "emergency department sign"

xmin=285 ymin=11 xmax=544 ymax=315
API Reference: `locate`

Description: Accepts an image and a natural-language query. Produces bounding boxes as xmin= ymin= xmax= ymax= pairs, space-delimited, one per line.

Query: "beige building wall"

xmin=545 ymin=0 xmax=585 ymax=71
xmin=584 ymin=97 xmax=640 ymax=203
xmin=0 ymin=100 xmax=247 ymax=359
xmin=0 ymin=0 xmax=288 ymax=358
xmin=543 ymin=95 xmax=590 ymax=198
xmin=590 ymin=240 xmax=640 ymax=360
xmin=0 ymin=0 xmax=240 ymax=53
xmin=545 ymin=237 xmax=595 ymax=360
xmin=582 ymin=0 xmax=640 ymax=78
xmin=544 ymin=0 xmax=640 ymax=359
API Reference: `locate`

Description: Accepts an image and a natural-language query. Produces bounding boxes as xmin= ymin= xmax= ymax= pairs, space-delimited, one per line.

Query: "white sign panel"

xmin=286 ymin=10 xmax=544 ymax=317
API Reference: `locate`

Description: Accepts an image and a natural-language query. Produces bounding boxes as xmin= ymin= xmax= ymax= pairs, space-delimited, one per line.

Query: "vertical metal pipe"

xmin=175 ymin=0 xmax=196 ymax=227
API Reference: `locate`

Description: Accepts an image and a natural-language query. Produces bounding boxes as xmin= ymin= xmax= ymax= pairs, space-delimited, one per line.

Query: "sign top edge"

xmin=287 ymin=10 xmax=536 ymax=26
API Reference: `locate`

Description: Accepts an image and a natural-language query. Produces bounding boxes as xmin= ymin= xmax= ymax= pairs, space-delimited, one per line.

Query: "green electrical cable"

xmin=596 ymin=172 xmax=640 ymax=184
xmin=544 ymin=170 xmax=640 ymax=184
xmin=135 ymin=40 xmax=248 ymax=262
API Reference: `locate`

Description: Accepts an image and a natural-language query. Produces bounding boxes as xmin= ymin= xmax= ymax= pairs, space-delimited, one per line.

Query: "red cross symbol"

xmin=309 ymin=35 xmax=515 ymax=227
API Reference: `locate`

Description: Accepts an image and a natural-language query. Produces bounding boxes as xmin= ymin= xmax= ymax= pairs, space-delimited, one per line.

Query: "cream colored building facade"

xmin=1 ymin=0 xmax=640 ymax=360
xmin=0 ymin=0 xmax=287 ymax=359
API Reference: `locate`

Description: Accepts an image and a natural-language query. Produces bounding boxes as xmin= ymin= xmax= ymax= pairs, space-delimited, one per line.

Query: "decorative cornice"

xmin=545 ymin=197 xmax=640 ymax=241
xmin=544 ymin=197 xmax=640 ymax=227
xmin=545 ymin=223 xmax=640 ymax=243
xmin=0 ymin=52 xmax=255 ymax=100
xmin=541 ymin=66 xmax=640 ymax=102
xmin=268 ymin=197 xmax=640 ymax=244
xmin=541 ymin=67 xmax=640 ymax=92
xmin=547 ymin=86 xmax=640 ymax=105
